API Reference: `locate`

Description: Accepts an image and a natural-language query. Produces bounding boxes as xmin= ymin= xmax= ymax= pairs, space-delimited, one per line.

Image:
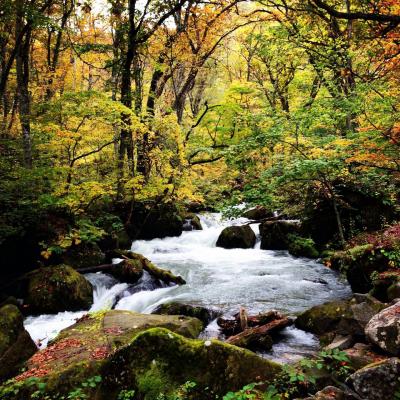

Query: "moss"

xmin=103 ymin=328 xmax=281 ymax=399
xmin=12 ymin=310 xmax=204 ymax=398
xmin=0 ymin=305 xmax=37 ymax=381
xmin=287 ymin=235 xmax=319 ymax=258
xmin=295 ymin=300 xmax=353 ymax=335
xmin=111 ymin=250 xmax=186 ymax=285
xmin=0 ymin=305 xmax=22 ymax=355
xmin=136 ymin=362 xmax=173 ymax=400
xmin=25 ymin=265 xmax=93 ymax=314
xmin=216 ymin=225 xmax=256 ymax=249
xmin=112 ymin=259 xmax=144 ymax=283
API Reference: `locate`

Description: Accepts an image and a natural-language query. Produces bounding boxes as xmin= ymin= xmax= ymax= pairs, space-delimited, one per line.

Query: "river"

xmin=24 ymin=213 xmax=351 ymax=362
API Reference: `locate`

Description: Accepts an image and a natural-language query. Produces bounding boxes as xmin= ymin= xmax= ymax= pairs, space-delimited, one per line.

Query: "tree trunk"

xmin=16 ymin=0 xmax=32 ymax=168
xmin=117 ymin=0 xmax=137 ymax=198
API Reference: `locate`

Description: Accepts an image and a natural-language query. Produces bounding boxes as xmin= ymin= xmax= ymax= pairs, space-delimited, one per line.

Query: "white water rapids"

xmin=24 ymin=213 xmax=351 ymax=362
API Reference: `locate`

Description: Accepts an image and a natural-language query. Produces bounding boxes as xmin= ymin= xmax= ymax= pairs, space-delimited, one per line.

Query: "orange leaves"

xmin=15 ymin=338 xmax=83 ymax=381
xmin=91 ymin=345 xmax=110 ymax=360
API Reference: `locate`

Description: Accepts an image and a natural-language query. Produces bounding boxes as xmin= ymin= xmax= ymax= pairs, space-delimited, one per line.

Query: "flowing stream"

xmin=24 ymin=213 xmax=351 ymax=362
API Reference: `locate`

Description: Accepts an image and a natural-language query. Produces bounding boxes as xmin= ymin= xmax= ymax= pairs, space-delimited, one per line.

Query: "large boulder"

xmin=216 ymin=225 xmax=256 ymax=249
xmin=5 ymin=311 xmax=280 ymax=399
xmin=295 ymin=295 xmax=387 ymax=336
xmin=259 ymin=220 xmax=300 ymax=250
xmin=0 ymin=304 xmax=37 ymax=381
xmin=152 ymin=302 xmax=219 ymax=327
xmin=22 ymin=265 xmax=93 ymax=314
xmin=102 ymin=328 xmax=281 ymax=399
xmin=365 ymin=301 xmax=400 ymax=356
xmin=349 ymin=358 xmax=400 ymax=400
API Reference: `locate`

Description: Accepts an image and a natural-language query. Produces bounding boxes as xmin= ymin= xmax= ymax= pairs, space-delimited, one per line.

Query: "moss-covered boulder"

xmin=108 ymin=250 xmax=186 ymax=285
xmin=0 ymin=305 xmax=37 ymax=382
xmin=216 ymin=225 xmax=256 ymax=249
xmin=295 ymin=295 xmax=387 ymax=336
xmin=260 ymin=220 xmax=300 ymax=250
xmin=287 ymin=235 xmax=319 ymax=258
xmin=152 ymin=302 xmax=219 ymax=327
xmin=110 ymin=259 xmax=143 ymax=284
xmin=23 ymin=265 xmax=93 ymax=314
xmin=102 ymin=328 xmax=281 ymax=399
xmin=0 ymin=310 xmax=262 ymax=400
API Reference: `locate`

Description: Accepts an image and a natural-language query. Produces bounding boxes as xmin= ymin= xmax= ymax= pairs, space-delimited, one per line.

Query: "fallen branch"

xmin=226 ymin=317 xmax=292 ymax=349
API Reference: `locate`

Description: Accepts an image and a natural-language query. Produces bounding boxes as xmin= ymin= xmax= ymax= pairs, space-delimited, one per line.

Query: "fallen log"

xmin=79 ymin=250 xmax=186 ymax=286
xmin=77 ymin=264 xmax=115 ymax=274
xmin=217 ymin=310 xmax=284 ymax=336
xmin=226 ymin=317 xmax=292 ymax=350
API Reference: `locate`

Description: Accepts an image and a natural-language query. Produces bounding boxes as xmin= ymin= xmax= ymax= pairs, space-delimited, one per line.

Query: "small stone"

xmin=324 ymin=335 xmax=354 ymax=351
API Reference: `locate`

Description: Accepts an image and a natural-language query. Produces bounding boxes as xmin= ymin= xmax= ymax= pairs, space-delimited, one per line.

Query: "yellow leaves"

xmin=331 ymin=138 xmax=352 ymax=147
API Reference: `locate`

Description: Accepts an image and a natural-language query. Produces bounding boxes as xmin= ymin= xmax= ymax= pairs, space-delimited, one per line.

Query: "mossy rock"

xmin=295 ymin=296 xmax=386 ymax=336
xmin=24 ymin=265 xmax=93 ymax=314
xmin=0 ymin=304 xmax=37 ymax=382
xmin=108 ymin=250 xmax=186 ymax=285
xmin=181 ymin=213 xmax=203 ymax=230
xmin=328 ymin=245 xmax=389 ymax=294
xmin=216 ymin=225 xmax=256 ymax=249
xmin=152 ymin=302 xmax=219 ymax=327
xmin=111 ymin=259 xmax=144 ymax=283
xmin=2 ymin=311 xmax=204 ymax=398
xmin=259 ymin=220 xmax=300 ymax=250
xmin=287 ymin=234 xmax=319 ymax=258
xmin=102 ymin=328 xmax=281 ymax=399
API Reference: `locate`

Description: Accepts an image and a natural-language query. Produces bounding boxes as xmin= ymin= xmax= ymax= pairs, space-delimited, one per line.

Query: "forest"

xmin=0 ymin=0 xmax=399 ymax=399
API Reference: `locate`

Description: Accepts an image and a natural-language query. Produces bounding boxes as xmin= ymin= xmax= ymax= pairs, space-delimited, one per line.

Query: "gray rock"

xmin=349 ymin=358 xmax=400 ymax=400
xmin=365 ymin=301 xmax=400 ymax=355
xmin=309 ymin=386 xmax=361 ymax=399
